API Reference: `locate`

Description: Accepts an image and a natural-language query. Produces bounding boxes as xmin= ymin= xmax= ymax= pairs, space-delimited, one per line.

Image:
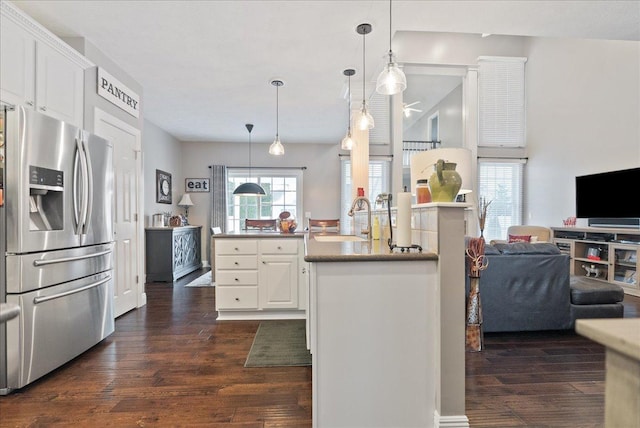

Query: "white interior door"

xmin=94 ymin=108 xmax=142 ymax=318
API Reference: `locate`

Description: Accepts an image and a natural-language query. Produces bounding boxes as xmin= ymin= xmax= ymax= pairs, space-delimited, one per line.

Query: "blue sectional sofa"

xmin=465 ymin=242 xmax=624 ymax=333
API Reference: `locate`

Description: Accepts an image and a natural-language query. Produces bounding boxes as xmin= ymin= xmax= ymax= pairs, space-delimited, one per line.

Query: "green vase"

xmin=428 ymin=159 xmax=462 ymax=202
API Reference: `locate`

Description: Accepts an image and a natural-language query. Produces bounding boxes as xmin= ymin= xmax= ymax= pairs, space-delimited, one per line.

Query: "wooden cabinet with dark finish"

xmin=145 ymin=226 xmax=202 ymax=282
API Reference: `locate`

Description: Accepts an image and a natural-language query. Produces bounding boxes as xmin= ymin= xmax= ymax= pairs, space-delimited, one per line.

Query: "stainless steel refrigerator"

xmin=0 ymin=105 xmax=115 ymax=394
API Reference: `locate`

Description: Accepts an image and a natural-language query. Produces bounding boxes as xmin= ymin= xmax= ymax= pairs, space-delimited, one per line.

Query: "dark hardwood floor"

xmin=1 ymin=268 xmax=638 ymax=427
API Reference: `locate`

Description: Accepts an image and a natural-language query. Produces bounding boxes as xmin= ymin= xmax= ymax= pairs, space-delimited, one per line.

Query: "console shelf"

xmin=552 ymin=227 xmax=639 ymax=297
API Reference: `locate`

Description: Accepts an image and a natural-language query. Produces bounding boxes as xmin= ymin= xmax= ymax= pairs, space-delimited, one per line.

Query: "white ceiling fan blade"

xmin=404 ymin=101 xmax=421 ymax=108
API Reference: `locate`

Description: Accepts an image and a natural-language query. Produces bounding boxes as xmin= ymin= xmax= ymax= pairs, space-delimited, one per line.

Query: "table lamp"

xmin=178 ymin=194 xmax=194 ymax=223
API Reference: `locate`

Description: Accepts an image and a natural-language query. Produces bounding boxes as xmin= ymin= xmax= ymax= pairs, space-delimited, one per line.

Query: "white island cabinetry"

xmin=214 ymin=234 xmax=306 ymax=320
xmin=306 ymin=203 xmax=470 ymax=428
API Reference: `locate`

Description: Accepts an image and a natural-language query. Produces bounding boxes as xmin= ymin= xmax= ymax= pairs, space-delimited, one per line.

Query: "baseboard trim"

xmin=434 ymin=411 xmax=470 ymax=428
xmin=216 ymin=310 xmax=305 ymax=321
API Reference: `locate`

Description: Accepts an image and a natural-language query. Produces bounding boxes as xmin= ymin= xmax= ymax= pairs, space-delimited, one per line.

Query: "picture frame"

xmin=156 ymin=169 xmax=172 ymax=204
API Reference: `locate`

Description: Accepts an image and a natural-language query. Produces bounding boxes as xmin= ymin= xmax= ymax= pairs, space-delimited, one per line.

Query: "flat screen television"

xmin=575 ymin=167 xmax=640 ymax=228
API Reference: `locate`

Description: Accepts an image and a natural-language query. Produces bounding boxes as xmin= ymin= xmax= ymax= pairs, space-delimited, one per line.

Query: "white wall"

xmin=143 ymin=120 xmax=184 ymax=226
xmin=524 ymin=37 xmax=640 ymax=228
xmin=181 ymin=140 xmax=342 ymax=259
xmin=405 ymin=83 xmax=463 ymax=147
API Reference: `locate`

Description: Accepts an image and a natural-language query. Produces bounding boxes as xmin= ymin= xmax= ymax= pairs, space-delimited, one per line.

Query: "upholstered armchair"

xmin=490 ymin=225 xmax=552 ymax=245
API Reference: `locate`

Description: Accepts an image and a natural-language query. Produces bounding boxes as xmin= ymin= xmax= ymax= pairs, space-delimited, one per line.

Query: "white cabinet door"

xmin=259 ymin=254 xmax=299 ymax=309
xmin=36 ymin=42 xmax=84 ymax=127
xmin=0 ymin=14 xmax=84 ymax=128
xmin=0 ymin=16 xmax=36 ymax=107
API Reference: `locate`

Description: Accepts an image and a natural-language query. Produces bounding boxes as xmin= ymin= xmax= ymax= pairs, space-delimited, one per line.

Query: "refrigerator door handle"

xmin=74 ymin=131 xmax=89 ymax=236
xmin=32 ymin=249 xmax=112 ymax=267
xmin=73 ymin=134 xmax=82 ymax=235
xmin=81 ymin=132 xmax=94 ymax=235
xmin=32 ymin=275 xmax=112 ymax=304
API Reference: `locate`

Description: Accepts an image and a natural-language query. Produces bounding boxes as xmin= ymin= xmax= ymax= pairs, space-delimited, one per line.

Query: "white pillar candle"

xmin=396 ymin=192 xmax=412 ymax=247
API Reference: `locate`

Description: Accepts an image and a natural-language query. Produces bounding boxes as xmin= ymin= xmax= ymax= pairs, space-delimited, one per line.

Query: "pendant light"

xmin=376 ymin=0 xmax=407 ymax=95
xmin=269 ymin=79 xmax=285 ymax=156
xmin=233 ymin=123 xmax=266 ymax=196
xmin=341 ymin=69 xmax=356 ymax=150
xmin=355 ymin=23 xmax=374 ymax=131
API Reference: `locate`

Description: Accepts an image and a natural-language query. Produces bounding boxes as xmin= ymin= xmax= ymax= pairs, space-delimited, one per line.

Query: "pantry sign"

xmin=97 ymin=67 xmax=140 ymax=118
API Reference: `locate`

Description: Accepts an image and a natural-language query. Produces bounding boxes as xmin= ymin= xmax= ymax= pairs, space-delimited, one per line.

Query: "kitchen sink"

xmin=313 ymin=235 xmax=366 ymax=242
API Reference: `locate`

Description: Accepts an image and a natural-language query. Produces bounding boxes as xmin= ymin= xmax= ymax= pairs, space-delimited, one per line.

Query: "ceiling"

xmin=11 ymin=1 xmax=640 ymax=145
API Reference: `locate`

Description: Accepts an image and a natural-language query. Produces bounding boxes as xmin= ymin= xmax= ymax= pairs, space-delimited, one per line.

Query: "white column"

xmin=351 ymin=115 xmax=369 ymax=199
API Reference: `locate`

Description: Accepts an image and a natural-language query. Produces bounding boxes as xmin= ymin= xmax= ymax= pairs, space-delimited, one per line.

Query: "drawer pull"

xmin=235 ymin=297 xmax=240 ymax=301
xmin=234 ymin=262 xmax=239 ymax=265
xmin=278 ymin=246 xmax=282 ymax=250
xmin=262 ymin=261 xmax=266 ymax=264
xmin=234 ymin=278 xmax=239 ymax=281
xmin=234 ymin=247 xmax=239 ymax=251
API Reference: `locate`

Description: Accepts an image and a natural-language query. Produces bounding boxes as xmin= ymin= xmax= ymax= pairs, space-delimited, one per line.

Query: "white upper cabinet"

xmin=0 ymin=16 xmax=36 ymax=108
xmin=0 ymin=2 xmax=92 ymax=128
xmin=35 ymin=42 xmax=84 ymax=127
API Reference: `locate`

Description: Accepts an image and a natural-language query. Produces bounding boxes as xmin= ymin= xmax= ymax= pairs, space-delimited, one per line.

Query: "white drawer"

xmin=216 ymin=255 xmax=258 ymax=270
xmin=216 ymin=270 xmax=258 ymax=286
xmin=261 ymin=239 xmax=299 ymax=254
xmin=216 ymin=239 xmax=258 ymax=255
xmin=216 ymin=286 xmax=258 ymax=310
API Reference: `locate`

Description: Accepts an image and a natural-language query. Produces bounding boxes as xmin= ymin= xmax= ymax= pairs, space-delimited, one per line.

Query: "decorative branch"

xmin=466 ymin=237 xmax=489 ymax=277
xmin=478 ymin=196 xmax=493 ymax=236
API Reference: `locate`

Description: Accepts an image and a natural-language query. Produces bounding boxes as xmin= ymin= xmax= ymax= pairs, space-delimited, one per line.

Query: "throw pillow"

xmin=508 ymin=234 xmax=531 ymax=243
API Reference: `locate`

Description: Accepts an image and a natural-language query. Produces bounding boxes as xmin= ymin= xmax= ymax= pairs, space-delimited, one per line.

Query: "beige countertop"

xmin=211 ymin=231 xmax=437 ymax=261
xmin=212 ymin=231 xmax=305 ymax=239
xmin=145 ymin=225 xmax=202 ymax=230
xmin=304 ymin=234 xmax=438 ymax=262
xmin=576 ymin=318 xmax=640 ymax=361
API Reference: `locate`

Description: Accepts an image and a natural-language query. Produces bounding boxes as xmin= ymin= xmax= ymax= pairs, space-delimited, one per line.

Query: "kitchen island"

xmin=212 ymin=231 xmax=307 ymax=320
xmin=305 ymin=203 xmax=469 ymax=428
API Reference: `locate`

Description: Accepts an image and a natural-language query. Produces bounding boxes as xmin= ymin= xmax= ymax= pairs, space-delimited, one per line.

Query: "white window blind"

xmin=340 ymin=158 xmax=391 ymax=232
xmin=477 ymin=159 xmax=525 ymax=241
xmin=478 ymin=57 xmax=526 ymax=147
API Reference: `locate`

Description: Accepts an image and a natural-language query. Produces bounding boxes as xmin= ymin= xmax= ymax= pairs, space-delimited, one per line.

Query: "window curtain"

xmin=209 ymin=165 xmax=227 ymax=275
xmin=210 ymin=164 xmax=228 ymax=234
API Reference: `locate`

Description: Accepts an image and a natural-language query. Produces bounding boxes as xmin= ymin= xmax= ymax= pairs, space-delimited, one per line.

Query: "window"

xmin=340 ymin=157 xmax=391 ymax=232
xmin=477 ymin=159 xmax=525 ymax=241
xmin=226 ymin=168 xmax=303 ymax=232
xmin=478 ymin=56 xmax=526 ymax=147
xmin=427 ymin=111 xmax=439 ymax=142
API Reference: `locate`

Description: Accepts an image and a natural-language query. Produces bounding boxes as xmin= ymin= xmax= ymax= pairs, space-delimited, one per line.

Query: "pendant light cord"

xmin=347 ymin=74 xmax=351 ymax=132
xmin=276 ymin=84 xmax=279 ymax=138
xmin=388 ymin=0 xmax=393 ymax=57
xmin=248 ymin=127 xmax=252 ymax=178
xmin=362 ymin=29 xmax=366 ymax=105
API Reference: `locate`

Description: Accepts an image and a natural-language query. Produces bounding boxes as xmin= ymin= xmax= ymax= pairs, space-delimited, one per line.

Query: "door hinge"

xmin=136 ymin=275 xmax=139 ymax=284
xmin=134 ymin=213 xmax=138 ymax=222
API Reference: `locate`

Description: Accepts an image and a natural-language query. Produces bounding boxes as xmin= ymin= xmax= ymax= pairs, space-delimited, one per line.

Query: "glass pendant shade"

xmin=269 ymin=79 xmax=285 ymax=156
xmin=356 ymin=102 xmax=375 ymax=130
xmin=269 ymin=136 xmax=285 ymax=156
xmin=376 ymin=0 xmax=406 ymax=95
xmin=341 ymin=68 xmax=356 ymax=151
xmin=341 ymin=131 xmax=355 ymax=150
xmin=376 ymin=55 xmax=407 ymax=95
xmin=233 ymin=182 xmax=266 ymax=196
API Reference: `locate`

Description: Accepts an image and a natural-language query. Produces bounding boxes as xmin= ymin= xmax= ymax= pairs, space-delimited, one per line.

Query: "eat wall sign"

xmin=185 ymin=178 xmax=210 ymax=193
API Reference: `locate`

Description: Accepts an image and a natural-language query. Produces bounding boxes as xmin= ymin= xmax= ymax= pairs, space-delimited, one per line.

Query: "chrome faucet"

xmin=348 ymin=196 xmax=372 ymax=241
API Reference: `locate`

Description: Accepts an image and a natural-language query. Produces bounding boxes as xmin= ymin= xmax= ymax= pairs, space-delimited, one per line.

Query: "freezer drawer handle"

xmin=33 ymin=275 xmax=112 ymax=305
xmin=33 ymin=249 xmax=112 ymax=267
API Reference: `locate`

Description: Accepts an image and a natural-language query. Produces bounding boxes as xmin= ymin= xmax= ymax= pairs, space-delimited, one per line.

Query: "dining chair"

xmin=245 ymin=219 xmax=278 ymax=231
xmin=308 ymin=219 xmax=340 ymax=232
